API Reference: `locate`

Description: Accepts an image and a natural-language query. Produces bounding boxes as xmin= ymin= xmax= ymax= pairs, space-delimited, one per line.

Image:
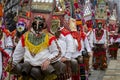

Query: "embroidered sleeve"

xmin=48 ymin=40 xmax=59 ymax=61
xmin=47 ymin=33 xmax=58 ymax=60
xmin=50 ymin=40 xmax=62 ymax=63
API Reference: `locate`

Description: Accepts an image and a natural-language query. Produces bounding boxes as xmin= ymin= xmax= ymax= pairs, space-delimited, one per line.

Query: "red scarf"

xmin=3 ymin=29 xmax=16 ymax=39
xmin=61 ymin=27 xmax=70 ymax=36
xmin=113 ymin=35 xmax=118 ymax=41
xmin=71 ymin=31 xmax=81 ymax=51
xmin=80 ymin=31 xmax=86 ymax=41
xmin=95 ymin=29 xmax=104 ymax=41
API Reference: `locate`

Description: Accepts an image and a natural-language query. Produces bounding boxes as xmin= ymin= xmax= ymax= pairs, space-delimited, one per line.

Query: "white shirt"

xmin=72 ymin=39 xmax=84 ymax=58
xmin=13 ymin=39 xmax=59 ymax=66
xmin=90 ymin=29 xmax=107 ymax=46
xmin=59 ymin=31 xmax=75 ymax=59
xmin=56 ymin=38 xmax=66 ymax=60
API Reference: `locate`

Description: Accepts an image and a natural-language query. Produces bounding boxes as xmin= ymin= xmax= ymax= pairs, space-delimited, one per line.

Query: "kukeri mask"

xmin=16 ymin=21 xmax=25 ymax=33
xmin=32 ymin=16 xmax=45 ymax=34
xmin=97 ymin=23 xmax=102 ymax=30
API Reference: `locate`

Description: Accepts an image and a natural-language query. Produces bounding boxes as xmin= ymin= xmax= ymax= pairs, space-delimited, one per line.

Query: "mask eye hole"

xmin=18 ymin=23 xmax=24 ymax=26
xmin=17 ymin=22 xmax=25 ymax=27
xmin=39 ymin=21 xmax=42 ymax=25
xmin=32 ymin=21 xmax=37 ymax=26
xmin=16 ymin=22 xmax=26 ymax=32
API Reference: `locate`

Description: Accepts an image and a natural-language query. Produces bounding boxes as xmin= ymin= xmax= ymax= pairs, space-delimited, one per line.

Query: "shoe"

xmin=100 ymin=68 xmax=106 ymax=71
xmin=93 ymin=68 xmax=97 ymax=70
xmin=88 ymin=72 xmax=91 ymax=76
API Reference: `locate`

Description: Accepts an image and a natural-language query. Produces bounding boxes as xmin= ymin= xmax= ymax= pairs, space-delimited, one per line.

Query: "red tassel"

xmin=0 ymin=47 xmax=10 ymax=58
xmin=21 ymin=35 xmax=25 ymax=47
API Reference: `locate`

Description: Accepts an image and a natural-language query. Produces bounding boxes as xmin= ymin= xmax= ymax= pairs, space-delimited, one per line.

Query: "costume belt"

xmin=94 ymin=44 xmax=104 ymax=48
xmin=5 ymin=46 xmax=13 ymax=50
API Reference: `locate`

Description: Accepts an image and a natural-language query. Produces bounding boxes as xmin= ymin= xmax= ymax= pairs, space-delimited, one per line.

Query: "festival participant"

xmin=58 ymin=22 xmax=76 ymax=80
xmin=70 ymin=21 xmax=92 ymax=80
xmin=0 ymin=3 xmax=3 ymax=78
xmin=84 ymin=21 xmax=94 ymax=72
xmin=0 ymin=28 xmax=10 ymax=79
xmin=14 ymin=20 xmax=27 ymax=46
xmin=108 ymin=6 xmax=119 ymax=59
xmin=48 ymin=15 xmax=75 ymax=80
xmin=11 ymin=15 xmax=66 ymax=80
xmin=79 ymin=23 xmax=92 ymax=74
xmin=1 ymin=13 xmax=16 ymax=80
xmin=108 ymin=22 xmax=119 ymax=59
xmin=71 ymin=30 xmax=84 ymax=80
xmin=90 ymin=20 xmax=108 ymax=70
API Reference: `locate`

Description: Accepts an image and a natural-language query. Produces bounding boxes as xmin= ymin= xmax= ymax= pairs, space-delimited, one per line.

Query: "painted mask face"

xmin=97 ymin=23 xmax=102 ymax=30
xmin=32 ymin=16 xmax=45 ymax=34
xmin=16 ymin=21 xmax=25 ymax=33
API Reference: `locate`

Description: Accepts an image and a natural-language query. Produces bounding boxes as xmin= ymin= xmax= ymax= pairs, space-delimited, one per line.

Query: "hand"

xmin=6 ymin=61 xmax=16 ymax=72
xmin=60 ymin=57 xmax=67 ymax=62
xmin=88 ymin=52 xmax=93 ymax=57
xmin=41 ymin=59 xmax=50 ymax=70
xmin=11 ymin=62 xmax=16 ymax=71
xmin=104 ymin=44 xmax=107 ymax=48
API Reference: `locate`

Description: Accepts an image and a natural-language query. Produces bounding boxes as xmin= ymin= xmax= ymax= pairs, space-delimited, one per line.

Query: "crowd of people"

xmin=0 ymin=0 xmax=120 ymax=80
xmin=0 ymin=14 xmax=119 ymax=80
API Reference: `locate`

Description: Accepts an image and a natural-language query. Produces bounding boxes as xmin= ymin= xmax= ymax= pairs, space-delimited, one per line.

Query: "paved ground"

xmin=89 ymin=70 xmax=105 ymax=80
xmin=89 ymin=59 xmax=108 ymax=80
xmin=102 ymin=49 xmax=120 ymax=80
xmin=89 ymin=49 xmax=120 ymax=80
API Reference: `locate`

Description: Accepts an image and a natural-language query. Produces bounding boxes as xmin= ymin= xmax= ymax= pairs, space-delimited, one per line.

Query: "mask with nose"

xmin=97 ymin=23 xmax=102 ymax=30
xmin=16 ymin=21 xmax=26 ymax=33
xmin=32 ymin=16 xmax=45 ymax=34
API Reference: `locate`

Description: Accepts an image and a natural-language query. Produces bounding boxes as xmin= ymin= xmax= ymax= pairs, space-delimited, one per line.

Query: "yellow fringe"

xmin=25 ymin=32 xmax=49 ymax=55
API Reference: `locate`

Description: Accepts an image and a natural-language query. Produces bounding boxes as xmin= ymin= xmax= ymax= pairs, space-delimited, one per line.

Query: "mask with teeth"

xmin=32 ymin=16 xmax=45 ymax=34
